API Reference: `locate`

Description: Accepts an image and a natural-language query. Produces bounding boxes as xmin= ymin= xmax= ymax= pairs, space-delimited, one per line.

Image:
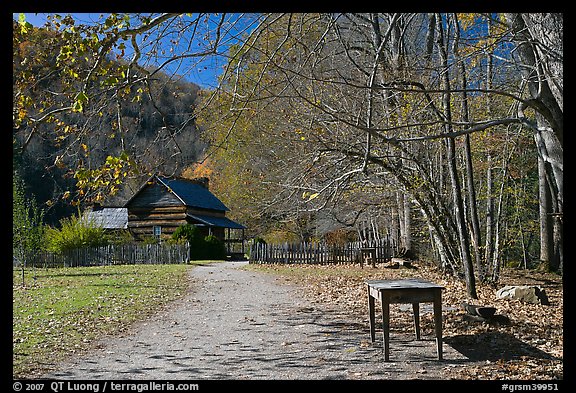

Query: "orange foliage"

xmin=182 ymin=159 xmax=214 ymax=180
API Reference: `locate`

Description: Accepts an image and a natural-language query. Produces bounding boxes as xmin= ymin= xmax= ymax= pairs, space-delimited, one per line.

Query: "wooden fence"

xmin=24 ymin=242 xmax=191 ymax=268
xmin=249 ymin=238 xmax=395 ymax=265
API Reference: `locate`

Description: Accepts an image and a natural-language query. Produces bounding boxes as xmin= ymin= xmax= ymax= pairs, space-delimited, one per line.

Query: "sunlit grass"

xmin=12 ymin=263 xmax=200 ymax=378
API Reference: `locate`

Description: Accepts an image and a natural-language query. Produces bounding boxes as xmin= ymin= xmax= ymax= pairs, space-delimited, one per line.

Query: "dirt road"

xmin=45 ymin=261 xmax=468 ymax=380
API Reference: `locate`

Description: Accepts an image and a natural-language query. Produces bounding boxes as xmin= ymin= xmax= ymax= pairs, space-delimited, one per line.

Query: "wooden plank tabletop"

xmin=366 ymin=278 xmax=444 ymax=290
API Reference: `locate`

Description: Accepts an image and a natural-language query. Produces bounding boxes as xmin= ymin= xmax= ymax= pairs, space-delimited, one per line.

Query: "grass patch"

xmin=12 ymin=263 xmax=202 ymax=378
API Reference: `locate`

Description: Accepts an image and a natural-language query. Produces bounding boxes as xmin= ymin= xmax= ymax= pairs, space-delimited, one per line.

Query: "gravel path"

xmin=45 ymin=261 xmax=468 ymax=380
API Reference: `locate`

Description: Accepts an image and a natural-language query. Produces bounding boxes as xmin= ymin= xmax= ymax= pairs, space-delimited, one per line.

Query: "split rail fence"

xmin=19 ymin=242 xmax=191 ymax=268
xmin=249 ymin=238 xmax=395 ymax=265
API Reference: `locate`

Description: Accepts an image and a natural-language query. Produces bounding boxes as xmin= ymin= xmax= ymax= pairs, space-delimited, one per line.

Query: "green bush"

xmin=172 ymin=224 xmax=227 ymax=260
xmin=172 ymin=224 xmax=203 ymax=244
xmin=45 ymin=214 xmax=108 ymax=253
xmin=106 ymin=229 xmax=135 ymax=245
xmin=172 ymin=224 xmax=203 ymax=259
xmin=202 ymin=235 xmax=227 ymax=260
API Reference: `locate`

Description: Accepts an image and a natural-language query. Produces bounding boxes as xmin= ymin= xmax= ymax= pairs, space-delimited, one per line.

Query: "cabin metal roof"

xmin=83 ymin=207 xmax=128 ymax=229
xmin=156 ymin=176 xmax=230 ymax=212
xmin=187 ymin=214 xmax=246 ymax=229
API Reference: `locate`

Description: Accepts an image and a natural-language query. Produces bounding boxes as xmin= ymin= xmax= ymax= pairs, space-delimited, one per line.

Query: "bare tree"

xmin=504 ymin=13 xmax=563 ymax=273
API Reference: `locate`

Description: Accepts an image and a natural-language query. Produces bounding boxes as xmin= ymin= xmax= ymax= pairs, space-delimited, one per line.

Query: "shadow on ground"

xmin=445 ymin=332 xmax=559 ymax=362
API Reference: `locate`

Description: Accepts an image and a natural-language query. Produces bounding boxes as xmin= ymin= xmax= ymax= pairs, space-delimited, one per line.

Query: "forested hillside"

xmin=13 ymin=20 xmax=205 ymax=224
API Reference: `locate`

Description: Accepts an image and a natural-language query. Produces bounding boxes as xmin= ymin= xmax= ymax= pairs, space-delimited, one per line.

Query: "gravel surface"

xmin=45 ymin=261 xmax=469 ymax=380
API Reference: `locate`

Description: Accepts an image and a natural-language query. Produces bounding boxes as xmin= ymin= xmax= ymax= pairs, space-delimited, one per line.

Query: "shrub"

xmin=202 ymin=235 xmax=227 ymax=260
xmin=45 ymin=214 xmax=108 ymax=253
xmin=172 ymin=224 xmax=206 ymax=260
xmin=106 ymin=229 xmax=135 ymax=245
xmin=172 ymin=224 xmax=227 ymax=260
xmin=172 ymin=223 xmax=203 ymax=244
xmin=140 ymin=235 xmax=161 ymax=245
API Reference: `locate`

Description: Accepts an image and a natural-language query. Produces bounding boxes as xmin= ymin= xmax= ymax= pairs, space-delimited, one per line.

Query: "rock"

xmin=495 ymin=285 xmax=550 ymax=305
xmin=462 ymin=302 xmax=497 ymax=318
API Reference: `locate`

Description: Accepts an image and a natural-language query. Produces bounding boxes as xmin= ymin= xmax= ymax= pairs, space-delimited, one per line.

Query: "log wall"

xmin=127 ymin=206 xmax=187 ymax=238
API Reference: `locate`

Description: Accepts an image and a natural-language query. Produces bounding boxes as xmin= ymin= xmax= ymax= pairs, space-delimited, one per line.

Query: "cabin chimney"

xmin=192 ymin=177 xmax=209 ymax=189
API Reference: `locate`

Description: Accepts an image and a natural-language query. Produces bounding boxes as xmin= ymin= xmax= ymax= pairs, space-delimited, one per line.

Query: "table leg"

xmin=368 ymin=285 xmax=375 ymax=342
xmin=381 ymin=293 xmax=390 ymax=361
xmin=433 ymin=290 xmax=443 ymax=360
xmin=412 ymin=303 xmax=420 ymax=340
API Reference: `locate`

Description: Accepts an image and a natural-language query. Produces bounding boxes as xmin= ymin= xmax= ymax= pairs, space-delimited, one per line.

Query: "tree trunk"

xmin=395 ymin=189 xmax=412 ymax=254
xmin=538 ymin=147 xmax=554 ymax=269
xmin=484 ymin=158 xmax=495 ymax=274
xmin=458 ymin=54 xmax=483 ymax=280
xmin=435 ymin=13 xmax=477 ymax=299
xmin=506 ymin=13 xmax=563 ymax=273
xmin=403 ymin=191 xmax=412 ymax=254
xmin=491 ymin=155 xmax=509 ymax=282
xmin=483 ymin=16 xmax=495 ymax=277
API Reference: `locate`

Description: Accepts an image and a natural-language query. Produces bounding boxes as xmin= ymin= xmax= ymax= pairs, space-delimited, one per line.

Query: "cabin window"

xmin=153 ymin=225 xmax=162 ymax=237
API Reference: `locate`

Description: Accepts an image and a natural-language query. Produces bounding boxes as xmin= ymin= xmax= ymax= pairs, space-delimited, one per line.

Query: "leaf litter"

xmin=250 ymin=261 xmax=563 ymax=380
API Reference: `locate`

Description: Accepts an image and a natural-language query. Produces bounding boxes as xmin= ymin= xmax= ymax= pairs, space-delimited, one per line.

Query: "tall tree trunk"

xmin=435 ymin=13 xmax=477 ymax=299
xmin=395 ymin=186 xmax=412 ymax=254
xmin=533 ymin=114 xmax=563 ymax=272
xmin=537 ymin=145 xmax=554 ymax=269
xmin=485 ymin=157 xmax=494 ymax=272
xmin=456 ymin=35 xmax=483 ymax=280
xmin=492 ymin=154 xmax=509 ymax=282
xmin=396 ymin=191 xmax=406 ymax=249
xmin=505 ymin=13 xmax=563 ymax=273
xmin=403 ymin=191 xmax=412 ymax=254
xmin=483 ymin=15 xmax=495 ymax=277
xmin=391 ymin=200 xmax=400 ymax=249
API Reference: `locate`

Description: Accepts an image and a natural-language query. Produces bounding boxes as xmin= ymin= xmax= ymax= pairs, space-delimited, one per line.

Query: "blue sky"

xmin=13 ymin=12 xmax=257 ymax=89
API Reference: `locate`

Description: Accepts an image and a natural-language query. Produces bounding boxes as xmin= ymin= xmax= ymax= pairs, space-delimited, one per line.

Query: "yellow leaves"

xmin=457 ymin=13 xmax=478 ymax=31
xmin=294 ymin=128 xmax=308 ymax=141
xmin=14 ymin=94 xmax=32 ymax=127
xmin=17 ymin=13 xmax=33 ymax=34
xmin=302 ymin=191 xmax=319 ymax=202
xmin=72 ymin=91 xmax=89 ymax=113
xmin=54 ymin=155 xmax=65 ymax=169
xmin=131 ymin=93 xmax=142 ymax=103
xmin=18 ymin=105 xmax=27 ymax=118
xmin=71 ymin=151 xmax=134 ymax=203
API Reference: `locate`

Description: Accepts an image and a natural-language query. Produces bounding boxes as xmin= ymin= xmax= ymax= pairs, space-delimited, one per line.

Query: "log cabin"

xmin=124 ymin=175 xmax=245 ymax=251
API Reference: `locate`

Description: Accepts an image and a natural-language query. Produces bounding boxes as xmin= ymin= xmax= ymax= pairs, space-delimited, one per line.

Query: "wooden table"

xmin=366 ymin=278 xmax=444 ymax=361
